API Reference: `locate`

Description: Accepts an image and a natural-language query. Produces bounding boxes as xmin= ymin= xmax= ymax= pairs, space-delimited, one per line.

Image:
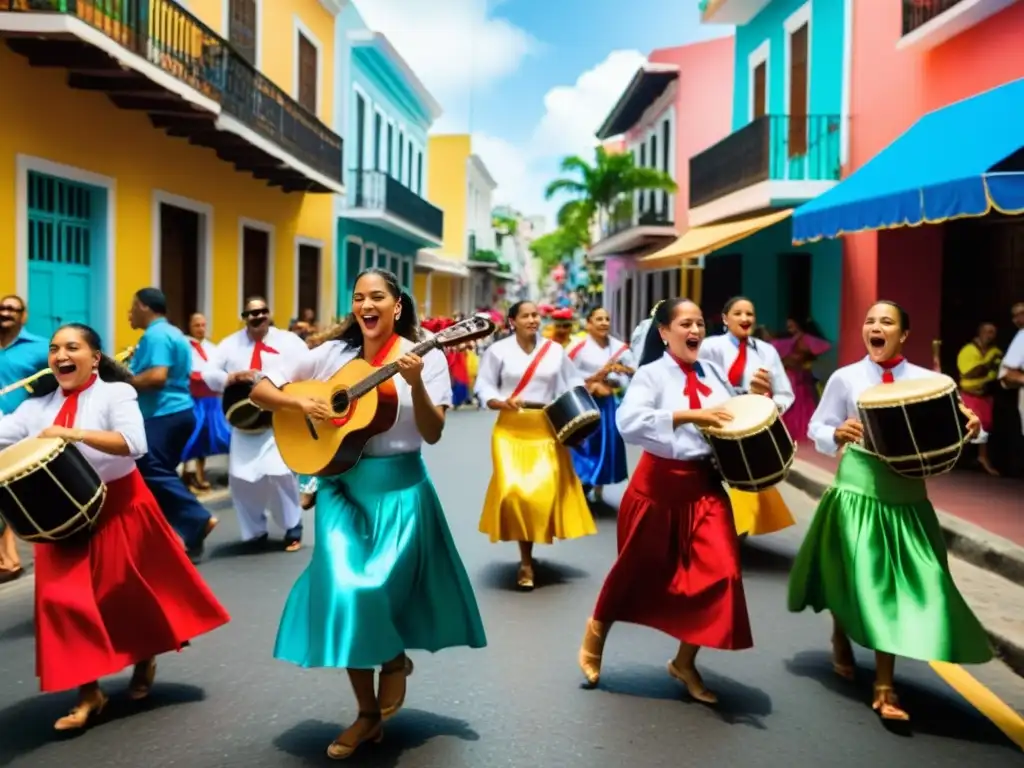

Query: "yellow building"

xmin=418 ymin=134 xmax=496 ymax=317
xmin=0 ymin=0 xmax=345 ymax=349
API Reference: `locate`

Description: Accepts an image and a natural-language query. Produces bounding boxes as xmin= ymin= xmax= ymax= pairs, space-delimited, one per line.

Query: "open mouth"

xmin=56 ymin=362 xmax=76 ymax=375
xmin=739 ymin=322 xmax=752 ymax=331
xmin=362 ymin=315 xmax=380 ymax=331
xmin=869 ymin=337 xmax=885 ymax=349
xmin=685 ymin=338 xmax=700 ymax=350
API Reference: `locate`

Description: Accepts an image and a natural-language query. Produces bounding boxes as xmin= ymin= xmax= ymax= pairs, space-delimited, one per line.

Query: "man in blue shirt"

xmin=0 ymin=294 xmax=48 ymax=582
xmin=129 ymin=288 xmax=217 ymax=557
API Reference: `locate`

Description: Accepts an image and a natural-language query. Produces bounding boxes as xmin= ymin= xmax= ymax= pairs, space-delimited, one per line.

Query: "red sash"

xmin=189 ymin=339 xmax=208 ymax=362
xmin=510 ymin=340 xmax=554 ymax=400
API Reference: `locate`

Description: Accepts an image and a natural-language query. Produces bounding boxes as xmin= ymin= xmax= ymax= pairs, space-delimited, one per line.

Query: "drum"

xmin=0 ymin=437 xmax=106 ymax=543
xmin=857 ymin=375 xmax=969 ymax=478
xmin=542 ymin=386 xmax=601 ymax=447
xmin=222 ymin=381 xmax=272 ymax=433
xmin=703 ymin=394 xmax=796 ymax=492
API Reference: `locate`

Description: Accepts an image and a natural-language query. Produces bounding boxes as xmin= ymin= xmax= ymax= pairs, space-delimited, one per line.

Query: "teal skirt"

xmin=787 ymin=445 xmax=992 ymax=664
xmin=274 ymin=452 xmax=487 ymax=669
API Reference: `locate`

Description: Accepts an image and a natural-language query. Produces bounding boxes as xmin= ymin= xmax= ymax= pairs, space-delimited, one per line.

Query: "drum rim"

xmin=0 ymin=437 xmax=67 ymax=485
xmin=857 ymin=378 xmax=956 ymax=408
xmin=702 ymin=394 xmax=780 ymax=439
xmin=225 ymin=398 xmax=271 ymax=433
xmin=554 ymin=412 xmax=601 ymax=444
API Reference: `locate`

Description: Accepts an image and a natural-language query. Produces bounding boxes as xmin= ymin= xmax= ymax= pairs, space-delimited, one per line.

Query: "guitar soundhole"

xmin=331 ymin=390 xmax=351 ymax=414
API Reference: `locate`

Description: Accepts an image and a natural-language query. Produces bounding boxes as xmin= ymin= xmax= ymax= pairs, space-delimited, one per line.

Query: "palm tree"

xmin=544 ymin=146 xmax=678 ymax=245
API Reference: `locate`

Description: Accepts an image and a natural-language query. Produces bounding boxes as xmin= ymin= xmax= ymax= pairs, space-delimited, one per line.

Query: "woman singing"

xmin=578 ymin=299 xmax=755 ymax=701
xmin=700 ymin=297 xmax=796 ymax=539
xmin=476 ymin=301 xmax=596 ymax=591
xmin=566 ymin=307 xmax=635 ymax=501
xmin=788 ymin=300 xmax=991 ymax=722
xmin=0 ymin=323 xmax=229 ymax=730
xmin=250 ymin=269 xmax=486 ymax=760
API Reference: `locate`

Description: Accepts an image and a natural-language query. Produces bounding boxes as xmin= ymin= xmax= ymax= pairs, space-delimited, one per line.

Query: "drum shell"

xmin=544 ymin=386 xmax=601 ymax=447
xmin=222 ymin=381 xmax=272 ymax=432
xmin=0 ymin=442 xmax=105 ymax=543
xmin=859 ymin=390 xmax=968 ymax=478
xmin=708 ymin=416 xmax=795 ymax=492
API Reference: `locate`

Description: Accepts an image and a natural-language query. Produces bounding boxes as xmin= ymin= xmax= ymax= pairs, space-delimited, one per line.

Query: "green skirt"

xmin=787 ymin=445 xmax=992 ymax=664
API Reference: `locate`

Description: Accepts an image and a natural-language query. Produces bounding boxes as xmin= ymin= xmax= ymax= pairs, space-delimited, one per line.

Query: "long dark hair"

xmin=31 ymin=323 xmax=132 ymax=398
xmin=311 ymin=268 xmax=420 ymax=348
xmin=639 ymin=297 xmax=695 ymax=366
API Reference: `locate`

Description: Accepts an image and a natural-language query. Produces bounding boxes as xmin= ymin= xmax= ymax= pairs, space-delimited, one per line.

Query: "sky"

xmin=352 ymin=0 xmax=729 ymax=231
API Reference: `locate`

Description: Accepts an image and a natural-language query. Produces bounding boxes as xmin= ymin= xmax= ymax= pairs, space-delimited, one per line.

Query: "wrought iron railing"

xmin=689 ymin=114 xmax=841 ymax=209
xmin=902 ymin=0 xmax=966 ymax=35
xmin=604 ymin=208 xmax=674 ymax=239
xmin=350 ymin=169 xmax=444 ymax=241
xmin=3 ymin=0 xmax=342 ymax=184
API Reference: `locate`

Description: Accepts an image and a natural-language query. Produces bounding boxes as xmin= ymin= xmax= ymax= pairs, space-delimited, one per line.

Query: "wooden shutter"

xmin=297 ymin=33 xmax=318 ymax=113
xmin=788 ymin=23 xmax=809 ymax=158
xmin=297 ymin=245 xmax=321 ymax=318
xmin=753 ymin=62 xmax=767 ymax=119
xmin=242 ymin=228 xmax=269 ymax=303
xmin=228 ymin=0 xmax=257 ymax=66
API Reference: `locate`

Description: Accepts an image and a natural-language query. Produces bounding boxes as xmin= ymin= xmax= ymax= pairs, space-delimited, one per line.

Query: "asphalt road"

xmin=0 ymin=410 xmax=1022 ymax=767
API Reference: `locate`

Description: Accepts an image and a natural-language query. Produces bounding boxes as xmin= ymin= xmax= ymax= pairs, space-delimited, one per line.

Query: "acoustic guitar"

xmin=274 ymin=315 xmax=495 ymax=476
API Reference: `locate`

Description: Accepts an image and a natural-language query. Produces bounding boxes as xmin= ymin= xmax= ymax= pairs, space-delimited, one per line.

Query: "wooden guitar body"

xmin=273 ymin=357 xmax=400 ymax=476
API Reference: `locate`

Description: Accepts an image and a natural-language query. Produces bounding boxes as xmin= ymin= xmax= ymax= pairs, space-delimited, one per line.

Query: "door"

xmin=778 ymin=252 xmax=812 ymax=326
xmin=701 ymin=252 xmax=743 ymax=335
xmin=297 ymin=32 xmax=318 ymax=114
xmin=242 ymin=227 xmax=270 ymax=305
xmin=228 ymin=0 xmax=257 ymax=66
xmin=752 ymin=62 xmax=767 ymax=120
xmin=26 ymin=172 xmax=100 ymax=338
xmin=159 ymin=203 xmax=200 ymax=330
xmin=296 ymin=243 xmax=321 ymax=320
xmin=788 ymin=23 xmax=809 ymax=159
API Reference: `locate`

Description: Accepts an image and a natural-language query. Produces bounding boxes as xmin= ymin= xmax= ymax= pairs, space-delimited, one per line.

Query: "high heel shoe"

xmin=516 ymin=563 xmax=534 ymax=591
xmin=667 ymin=660 xmax=717 ymax=704
xmin=54 ymin=690 xmax=109 ymax=731
xmin=872 ymin=684 xmax=909 ymax=722
xmin=578 ymin=618 xmax=606 ymax=686
xmin=326 ymin=713 xmax=383 ymax=760
xmin=831 ymin=634 xmax=856 ymax=681
xmin=129 ymin=658 xmax=157 ymax=700
xmin=379 ymin=656 xmax=414 ymax=721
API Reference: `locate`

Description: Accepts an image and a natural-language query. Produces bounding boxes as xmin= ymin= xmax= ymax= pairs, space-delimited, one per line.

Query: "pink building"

xmin=592 ymin=37 xmax=735 ymax=338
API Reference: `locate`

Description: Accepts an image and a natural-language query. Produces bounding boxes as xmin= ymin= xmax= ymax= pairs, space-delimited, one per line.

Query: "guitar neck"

xmin=349 ymin=338 xmax=440 ymax=397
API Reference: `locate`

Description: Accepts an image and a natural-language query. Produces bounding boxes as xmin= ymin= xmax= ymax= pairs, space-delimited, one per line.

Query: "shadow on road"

xmin=273 ymin=708 xmax=479 ymax=765
xmin=785 ymin=650 xmax=1016 ymax=748
xmin=476 ymin=559 xmax=590 ymax=591
xmin=0 ymin=682 xmax=206 ymax=766
xmin=0 ymin=618 xmax=33 ymax=642
xmin=739 ymin=543 xmax=795 ymax=574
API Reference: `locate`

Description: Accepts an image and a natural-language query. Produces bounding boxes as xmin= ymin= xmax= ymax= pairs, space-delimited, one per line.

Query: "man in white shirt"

xmin=998 ymin=317 xmax=1024 ymax=435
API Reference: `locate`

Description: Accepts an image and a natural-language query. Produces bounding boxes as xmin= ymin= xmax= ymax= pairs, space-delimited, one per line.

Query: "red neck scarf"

xmin=190 ymin=339 xmax=208 ymax=361
xmin=727 ymin=338 xmax=748 ymax=387
xmin=249 ymin=338 xmax=279 ymax=371
xmin=369 ymin=334 xmax=401 ymax=366
xmin=669 ymin=353 xmax=711 ymax=408
xmin=878 ymin=356 xmax=905 ymax=383
xmin=52 ymin=374 xmax=97 ymax=428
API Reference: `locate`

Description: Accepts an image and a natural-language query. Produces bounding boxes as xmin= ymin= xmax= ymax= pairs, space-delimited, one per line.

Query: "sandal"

xmin=379 ymin=656 xmax=414 ymax=720
xmin=578 ymin=618 xmax=606 ymax=686
xmin=326 ymin=712 xmax=383 ymax=760
xmin=831 ymin=634 xmax=856 ymax=681
xmin=667 ymin=660 xmax=718 ymax=704
xmin=129 ymin=658 xmax=157 ymax=700
xmin=872 ymin=684 xmax=909 ymax=721
xmin=54 ymin=689 xmax=108 ymax=731
xmin=516 ymin=563 xmax=534 ymax=591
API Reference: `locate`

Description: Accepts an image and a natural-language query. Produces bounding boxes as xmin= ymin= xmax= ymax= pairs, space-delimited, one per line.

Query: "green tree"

xmin=529 ymin=225 xmax=586 ymax=276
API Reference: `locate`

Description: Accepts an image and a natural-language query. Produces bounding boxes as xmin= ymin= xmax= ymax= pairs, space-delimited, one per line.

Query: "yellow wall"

xmin=427 ymin=135 xmax=470 ymax=259
xmin=0 ymin=47 xmax=334 ymax=348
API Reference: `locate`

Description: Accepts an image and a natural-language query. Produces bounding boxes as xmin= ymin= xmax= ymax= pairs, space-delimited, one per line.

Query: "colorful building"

xmin=0 ymin=0 xmax=346 ymax=348
xmin=592 ymin=38 xmax=734 ymax=340
xmin=662 ymin=0 xmax=850 ymax=352
xmin=334 ymin=3 xmax=444 ymax=315
xmin=792 ymin=1 xmax=1024 ymax=366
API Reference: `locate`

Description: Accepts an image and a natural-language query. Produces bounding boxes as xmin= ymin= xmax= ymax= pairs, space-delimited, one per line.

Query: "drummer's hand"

xmin=587 ymin=381 xmax=613 ymax=397
xmin=505 ymin=396 xmax=524 ymax=410
xmin=228 ymin=370 xmax=257 ymax=385
xmin=961 ymin=406 xmax=982 ymax=438
xmin=396 ymin=353 xmax=424 ymax=386
xmin=692 ymin=408 xmax=734 ymax=429
xmin=38 ymin=426 xmax=82 ymax=442
xmin=749 ymin=368 xmax=773 ymax=396
xmin=834 ymin=418 xmax=864 ymax=446
xmin=297 ymin=396 xmax=332 ymax=421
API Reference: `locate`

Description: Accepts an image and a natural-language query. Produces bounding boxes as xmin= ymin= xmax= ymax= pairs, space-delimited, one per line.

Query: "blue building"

xmin=334 ymin=5 xmax=444 ymax=314
xmin=692 ymin=0 xmax=850 ymax=349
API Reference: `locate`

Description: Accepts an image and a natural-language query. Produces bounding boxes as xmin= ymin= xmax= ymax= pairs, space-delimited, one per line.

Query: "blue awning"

xmin=792 ymin=77 xmax=1024 ymax=244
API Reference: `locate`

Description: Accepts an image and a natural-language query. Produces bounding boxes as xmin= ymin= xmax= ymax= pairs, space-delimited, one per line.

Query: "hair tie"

xmin=649 ymin=300 xmax=665 ymax=319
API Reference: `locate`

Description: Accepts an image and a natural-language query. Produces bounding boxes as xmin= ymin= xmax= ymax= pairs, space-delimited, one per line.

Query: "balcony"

xmin=699 ymin=0 xmax=772 ymax=25
xmin=898 ymin=0 xmax=1018 ymax=52
xmin=588 ymin=206 xmax=677 ymax=260
xmin=0 ymin=0 xmax=343 ymax=193
xmin=688 ymin=114 xmax=841 ymax=227
xmin=343 ymin=169 xmax=444 ymax=247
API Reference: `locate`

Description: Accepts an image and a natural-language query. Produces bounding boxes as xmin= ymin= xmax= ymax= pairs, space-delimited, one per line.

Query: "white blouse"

xmin=201 ymin=326 xmax=310 ymax=392
xmin=616 ymin=352 xmax=735 ymax=461
xmin=474 ymin=335 xmax=584 ymax=406
xmin=808 ymin=356 xmax=943 ymax=456
xmin=266 ymin=336 xmax=453 ymax=457
xmin=700 ymin=333 xmax=794 ymax=413
xmin=567 ymin=335 xmax=635 ymax=389
xmin=0 ymin=380 xmax=147 ymax=483
xmin=999 ymin=329 xmax=1024 ymax=434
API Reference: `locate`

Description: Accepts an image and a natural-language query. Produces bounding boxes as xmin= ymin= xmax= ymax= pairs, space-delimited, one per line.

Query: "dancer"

xmin=700 ymin=297 xmax=796 ymax=539
xmin=0 ymin=323 xmax=229 ymax=730
xmin=181 ymin=312 xmax=230 ymax=492
xmin=201 ymin=297 xmax=309 ymax=551
xmin=566 ymin=307 xmax=634 ymax=500
xmin=772 ymin=317 xmax=831 ymax=442
xmin=476 ymin=301 xmax=597 ymax=590
xmin=250 ymin=268 xmax=485 ymax=760
xmin=788 ymin=300 xmax=990 ymax=722
xmin=578 ymin=298 xmax=754 ymax=701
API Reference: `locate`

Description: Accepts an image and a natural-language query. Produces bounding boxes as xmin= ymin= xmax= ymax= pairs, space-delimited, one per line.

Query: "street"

xmin=0 ymin=410 xmax=1022 ymax=766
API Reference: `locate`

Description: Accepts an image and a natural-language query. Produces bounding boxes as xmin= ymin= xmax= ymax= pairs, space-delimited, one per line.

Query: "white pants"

xmin=228 ymin=473 xmax=303 ymax=542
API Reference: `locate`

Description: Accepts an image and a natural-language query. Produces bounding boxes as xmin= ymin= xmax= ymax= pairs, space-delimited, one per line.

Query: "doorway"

xmin=159 ymin=203 xmax=201 ymax=330
xmin=701 ymin=252 xmax=742 ymax=335
xmin=242 ymin=226 xmax=270 ymax=309
xmin=778 ymin=252 xmax=812 ymax=327
xmin=296 ymin=242 xmax=321 ymax=321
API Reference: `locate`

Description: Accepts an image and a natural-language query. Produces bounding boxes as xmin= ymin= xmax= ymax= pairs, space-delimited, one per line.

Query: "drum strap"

xmin=510 ymin=341 xmax=554 ymax=400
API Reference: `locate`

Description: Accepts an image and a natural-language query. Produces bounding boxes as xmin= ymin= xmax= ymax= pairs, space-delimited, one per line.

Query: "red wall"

xmin=837 ymin=2 xmax=1024 ymax=364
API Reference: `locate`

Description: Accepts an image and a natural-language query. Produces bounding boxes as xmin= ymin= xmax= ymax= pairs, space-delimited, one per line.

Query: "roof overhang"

xmin=596 ymin=63 xmax=679 ymax=140
xmin=349 ymin=29 xmax=443 ymax=123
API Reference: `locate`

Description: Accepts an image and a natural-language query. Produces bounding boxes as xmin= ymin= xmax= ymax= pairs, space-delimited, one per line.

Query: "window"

xmin=405 ymin=142 xmax=412 ymax=186
xmin=344 ymin=239 xmax=361 ymax=295
xmin=297 ymin=244 xmax=321 ymax=319
xmin=242 ymin=227 xmax=270 ymax=304
xmin=228 ymin=0 xmax=257 ymax=66
xmin=354 ymin=93 xmax=366 ymax=205
xmin=297 ymin=32 xmax=318 ymax=113
xmin=397 ymin=130 xmax=404 ymax=181
xmin=374 ymin=113 xmax=383 ymax=170
xmin=788 ymin=23 xmax=809 ymax=157
xmin=650 ymin=134 xmax=659 ymax=216
xmin=416 ymin=151 xmax=423 ymax=195
xmin=753 ymin=62 xmax=767 ymax=119
xmin=386 ymin=124 xmax=394 ymax=175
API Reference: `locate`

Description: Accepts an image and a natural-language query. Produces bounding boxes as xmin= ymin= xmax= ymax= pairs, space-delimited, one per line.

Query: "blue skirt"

xmin=452 ymin=381 xmax=471 ymax=407
xmin=571 ymin=394 xmax=628 ymax=486
xmin=181 ymin=396 xmax=231 ymax=462
xmin=274 ymin=452 xmax=487 ymax=669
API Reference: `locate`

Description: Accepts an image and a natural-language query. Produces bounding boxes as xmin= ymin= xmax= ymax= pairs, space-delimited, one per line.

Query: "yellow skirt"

xmin=479 ymin=409 xmax=597 ymax=544
xmin=728 ymin=487 xmax=796 ymax=537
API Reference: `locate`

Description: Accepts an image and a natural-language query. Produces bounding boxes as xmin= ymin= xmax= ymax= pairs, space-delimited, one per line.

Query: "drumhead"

xmin=0 ymin=437 xmax=64 ymax=482
xmin=857 ymin=375 xmax=956 ymax=408
xmin=704 ymin=394 xmax=777 ymax=438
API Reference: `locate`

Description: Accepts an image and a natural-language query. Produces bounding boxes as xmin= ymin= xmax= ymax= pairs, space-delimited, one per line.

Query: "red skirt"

xmin=960 ymin=391 xmax=993 ymax=432
xmin=592 ymin=452 xmax=752 ymax=650
xmin=34 ymin=469 xmax=230 ymax=692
